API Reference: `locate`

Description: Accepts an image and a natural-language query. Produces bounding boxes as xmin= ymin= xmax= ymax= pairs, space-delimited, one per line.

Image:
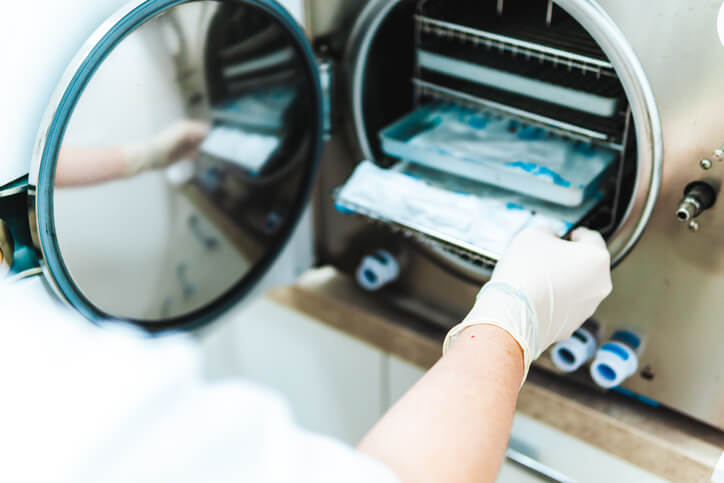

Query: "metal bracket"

xmin=0 ymin=176 xmax=41 ymax=279
xmin=0 ymin=219 xmax=13 ymax=276
xmin=317 ymin=57 xmax=335 ymax=140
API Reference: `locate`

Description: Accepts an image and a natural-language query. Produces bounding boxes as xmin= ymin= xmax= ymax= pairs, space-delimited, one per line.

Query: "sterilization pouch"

xmin=335 ymin=161 xmax=602 ymax=260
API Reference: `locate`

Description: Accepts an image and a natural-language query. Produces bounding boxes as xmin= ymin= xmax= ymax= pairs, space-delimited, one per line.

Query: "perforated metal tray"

xmin=335 ymin=161 xmax=603 ymax=261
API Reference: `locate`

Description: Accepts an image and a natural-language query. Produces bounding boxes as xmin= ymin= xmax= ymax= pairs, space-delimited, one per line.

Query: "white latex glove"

xmin=443 ymin=227 xmax=612 ymax=381
xmin=122 ymin=119 xmax=209 ymax=177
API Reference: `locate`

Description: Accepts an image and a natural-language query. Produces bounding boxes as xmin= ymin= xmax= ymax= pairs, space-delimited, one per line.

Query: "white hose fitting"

xmin=550 ymin=327 xmax=597 ymax=373
xmin=356 ymin=250 xmax=400 ymax=291
xmin=590 ymin=337 xmax=639 ymax=389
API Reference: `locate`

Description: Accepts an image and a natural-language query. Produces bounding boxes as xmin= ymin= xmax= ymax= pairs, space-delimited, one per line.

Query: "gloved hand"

xmin=443 ymin=227 xmax=612 ymax=381
xmin=122 ymin=119 xmax=209 ymax=177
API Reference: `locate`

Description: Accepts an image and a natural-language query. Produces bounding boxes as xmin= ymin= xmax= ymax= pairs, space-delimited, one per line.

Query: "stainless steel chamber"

xmin=308 ymin=0 xmax=724 ymax=430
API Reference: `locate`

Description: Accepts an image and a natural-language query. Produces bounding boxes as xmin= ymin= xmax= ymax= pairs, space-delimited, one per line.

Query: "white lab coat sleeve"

xmin=0 ymin=279 xmax=399 ymax=483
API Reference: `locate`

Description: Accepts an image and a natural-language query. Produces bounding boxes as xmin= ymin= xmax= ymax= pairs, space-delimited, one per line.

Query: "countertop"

xmin=268 ymin=266 xmax=724 ymax=483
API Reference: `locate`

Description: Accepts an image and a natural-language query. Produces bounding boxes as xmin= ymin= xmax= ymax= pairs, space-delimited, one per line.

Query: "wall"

xmin=0 ymin=0 xmax=132 ymax=184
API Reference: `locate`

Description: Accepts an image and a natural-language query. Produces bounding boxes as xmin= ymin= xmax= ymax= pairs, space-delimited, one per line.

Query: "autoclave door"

xmin=0 ymin=0 xmax=325 ymax=331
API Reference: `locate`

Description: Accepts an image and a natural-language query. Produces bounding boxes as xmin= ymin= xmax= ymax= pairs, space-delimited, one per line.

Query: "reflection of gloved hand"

xmin=122 ymin=119 xmax=209 ymax=177
xmin=443 ymin=227 xmax=612 ymax=381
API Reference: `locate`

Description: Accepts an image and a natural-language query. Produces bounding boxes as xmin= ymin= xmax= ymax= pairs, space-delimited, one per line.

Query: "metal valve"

xmin=676 ymin=182 xmax=717 ymax=228
xmin=715 ymin=145 xmax=724 ymax=162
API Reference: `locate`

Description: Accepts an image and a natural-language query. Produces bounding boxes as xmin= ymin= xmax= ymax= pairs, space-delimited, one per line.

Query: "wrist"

xmin=444 ymin=324 xmax=525 ymax=390
xmin=445 ymin=281 xmax=538 ymax=383
xmin=456 ymin=324 xmax=525 ymax=367
xmin=121 ymin=142 xmax=160 ymax=177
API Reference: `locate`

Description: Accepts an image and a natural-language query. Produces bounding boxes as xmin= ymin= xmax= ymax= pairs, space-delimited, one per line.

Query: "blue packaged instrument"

xmin=379 ymin=102 xmax=616 ymax=207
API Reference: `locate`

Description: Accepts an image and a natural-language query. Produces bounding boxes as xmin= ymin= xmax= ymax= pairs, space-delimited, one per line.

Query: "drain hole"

xmin=363 ymin=269 xmax=378 ymax=284
xmin=598 ymin=364 xmax=616 ymax=381
xmin=558 ymin=348 xmax=576 ymax=365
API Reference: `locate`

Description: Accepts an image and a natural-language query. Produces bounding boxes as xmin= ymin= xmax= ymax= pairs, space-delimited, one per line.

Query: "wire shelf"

xmin=416 ymin=15 xmax=616 ymax=78
xmin=412 ymin=77 xmax=624 ymax=151
xmin=349 ymin=2 xmax=636 ymax=266
xmin=334 ymin=195 xmax=500 ymax=268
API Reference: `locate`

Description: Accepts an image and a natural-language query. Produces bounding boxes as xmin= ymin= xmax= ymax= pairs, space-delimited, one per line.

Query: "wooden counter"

xmin=268 ymin=267 xmax=724 ymax=483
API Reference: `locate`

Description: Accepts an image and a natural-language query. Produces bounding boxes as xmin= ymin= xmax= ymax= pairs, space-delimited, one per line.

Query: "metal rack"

xmin=334 ymin=195 xmax=500 ymax=268
xmin=415 ymin=15 xmax=616 ymax=78
xmin=412 ymin=77 xmax=624 ymax=150
xmin=598 ymin=106 xmax=633 ymax=235
xmin=411 ymin=8 xmax=629 ymax=147
xmin=348 ymin=1 xmax=637 ymax=267
xmin=410 ymin=3 xmax=635 ymax=240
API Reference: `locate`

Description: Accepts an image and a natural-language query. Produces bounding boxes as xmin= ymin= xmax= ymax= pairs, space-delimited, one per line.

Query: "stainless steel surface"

xmin=302 ymin=0 xmax=366 ymax=38
xmin=312 ymin=0 xmax=724 ymax=429
xmin=29 ymin=0 xmax=322 ymax=326
xmin=0 ymin=181 xmax=32 ymax=198
xmin=676 ymin=182 xmax=716 ymax=223
xmin=676 ymin=197 xmax=701 ymax=222
xmin=416 ymin=14 xmax=615 ymax=75
xmin=700 ymin=158 xmax=713 ymax=170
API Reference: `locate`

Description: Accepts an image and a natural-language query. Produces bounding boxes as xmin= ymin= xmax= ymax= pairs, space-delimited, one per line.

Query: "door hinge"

xmin=0 ymin=176 xmax=41 ymax=280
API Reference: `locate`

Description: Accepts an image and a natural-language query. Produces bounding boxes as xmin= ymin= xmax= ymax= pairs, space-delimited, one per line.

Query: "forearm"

xmin=358 ymin=324 xmax=523 ymax=483
xmin=55 ymin=147 xmax=129 ymax=187
xmin=55 ymin=120 xmax=209 ymax=188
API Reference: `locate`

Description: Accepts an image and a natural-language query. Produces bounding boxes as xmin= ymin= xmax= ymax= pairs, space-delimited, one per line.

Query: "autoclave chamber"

xmin=311 ymin=0 xmax=724 ymax=431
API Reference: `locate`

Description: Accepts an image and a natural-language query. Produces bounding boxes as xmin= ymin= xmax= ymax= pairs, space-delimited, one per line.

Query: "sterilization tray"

xmin=335 ymin=161 xmax=602 ymax=261
xmin=200 ymin=126 xmax=280 ymax=175
xmin=211 ymin=83 xmax=297 ymax=135
xmin=379 ymin=102 xmax=616 ymax=207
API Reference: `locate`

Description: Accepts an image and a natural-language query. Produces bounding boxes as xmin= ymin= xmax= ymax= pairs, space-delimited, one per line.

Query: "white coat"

xmin=0 ymin=280 xmax=398 ymax=483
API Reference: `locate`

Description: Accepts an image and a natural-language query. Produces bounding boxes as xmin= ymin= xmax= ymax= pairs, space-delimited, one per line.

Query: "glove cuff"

xmin=443 ymin=281 xmax=538 ymax=384
xmin=121 ymin=142 xmax=162 ymax=177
